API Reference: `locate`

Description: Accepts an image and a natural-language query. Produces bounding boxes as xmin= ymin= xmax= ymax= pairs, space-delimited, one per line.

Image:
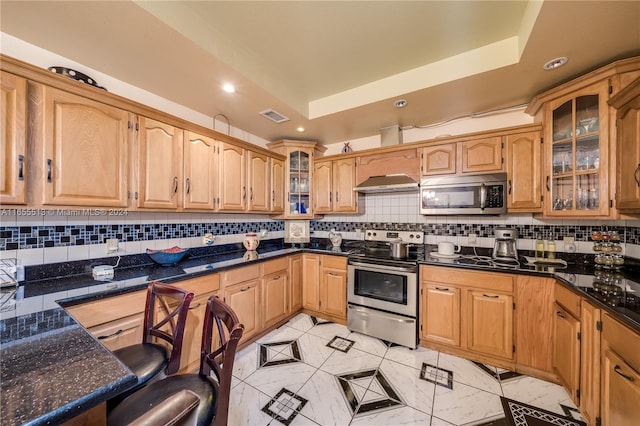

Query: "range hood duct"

xmin=354 ymin=174 xmax=418 ymax=194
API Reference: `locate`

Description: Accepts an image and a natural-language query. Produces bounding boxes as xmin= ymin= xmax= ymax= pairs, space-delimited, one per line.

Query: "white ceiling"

xmin=2 ymin=1 xmax=639 ymax=145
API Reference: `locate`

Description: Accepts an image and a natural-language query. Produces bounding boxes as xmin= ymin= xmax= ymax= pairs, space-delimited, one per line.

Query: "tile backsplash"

xmin=1 ymin=192 xmax=639 ymax=266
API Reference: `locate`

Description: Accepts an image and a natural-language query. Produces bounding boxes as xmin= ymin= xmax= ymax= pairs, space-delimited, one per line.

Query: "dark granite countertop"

xmin=0 ymin=240 xmax=347 ymax=426
xmin=1 ymin=239 xmax=638 ymax=425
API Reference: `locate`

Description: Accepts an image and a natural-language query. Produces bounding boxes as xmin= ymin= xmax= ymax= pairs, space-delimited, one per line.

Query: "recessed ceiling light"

xmin=296 ymin=127 xmax=305 ymax=132
xmin=543 ymin=57 xmax=568 ymax=70
xmin=222 ymin=83 xmax=235 ymax=93
xmin=394 ymin=99 xmax=408 ymax=108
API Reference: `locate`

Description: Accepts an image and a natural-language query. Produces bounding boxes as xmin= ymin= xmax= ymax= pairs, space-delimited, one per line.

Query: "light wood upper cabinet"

xmin=218 ymin=142 xmax=246 ymax=211
xmin=421 ymin=143 xmax=456 ymax=176
xmin=313 ymin=158 xmax=358 ymax=214
xmin=135 ymin=117 xmax=182 ymax=209
xmin=461 ymin=137 xmax=503 ymax=173
xmin=1 ymin=71 xmax=27 ymax=204
xmin=31 ymin=84 xmax=130 ymax=207
xmin=247 ymin=151 xmax=269 ymax=212
xmin=420 ymin=137 xmax=503 ymax=177
xmin=505 ymin=131 xmax=542 ymax=211
xmin=609 ymin=76 xmax=640 ymax=212
xmin=183 ymin=131 xmax=217 ymax=210
xmin=270 ymin=157 xmax=285 ymax=213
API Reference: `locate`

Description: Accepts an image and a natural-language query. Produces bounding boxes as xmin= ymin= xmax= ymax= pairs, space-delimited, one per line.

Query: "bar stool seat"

xmin=110 ymin=282 xmax=194 ymax=402
xmin=108 ymin=295 xmax=244 ymax=426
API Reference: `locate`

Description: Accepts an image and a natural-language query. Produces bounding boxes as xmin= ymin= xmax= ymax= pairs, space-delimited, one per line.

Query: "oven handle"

xmin=347 ymin=305 xmax=416 ymax=323
xmin=348 ymin=261 xmax=417 ymax=273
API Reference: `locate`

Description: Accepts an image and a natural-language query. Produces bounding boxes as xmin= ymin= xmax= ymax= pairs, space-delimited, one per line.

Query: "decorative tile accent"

xmin=310 ymin=316 xmax=332 ymax=326
xmin=326 ymin=336 xmax=355 ymax=353
xmin=500 ymin=397 xmax=586 ymax=426
xmin=261 ymin=388 xmax=308 ymax=426
xmin=474 ymin=362 xmax=523 ymax=382
xmin=337 ymin=369 xmax=403 ymax=417
xmin=560 ymin=404 xmax=583 ymax=421
xmin=259 ymin=340 xmax=302 ymax=367
xmin=420 ymin=362 xmax=454 ymax=390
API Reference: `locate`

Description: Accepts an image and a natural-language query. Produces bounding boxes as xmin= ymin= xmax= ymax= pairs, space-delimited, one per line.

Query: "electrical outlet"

xmin=468 ymin=233 xmax=478 ymax=245
xmin=106 ymin=238 xmax=119 ymax=253
xmin=563 ymin=236 xmax=575 ymax=244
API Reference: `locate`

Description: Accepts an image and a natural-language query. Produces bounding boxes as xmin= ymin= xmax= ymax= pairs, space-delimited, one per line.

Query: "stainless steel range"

xmin=347 ymin=229 xmax=424 ymax=348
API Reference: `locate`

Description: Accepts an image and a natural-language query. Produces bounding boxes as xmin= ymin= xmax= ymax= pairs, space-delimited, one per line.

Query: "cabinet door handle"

xmin=556 ymin=310 xmax=566 ymax=319
xmin=483 ymin=294 xmax=499 ymax=298
xmin=189 ymin=302 xmax=202 ymax=310
xmin=272 ymin=190 xmax=275 ymax=203
xmin=635 ymin=164 xmax=640 ymax=186
xmin=18 ymin=155 xmax=24 ymax=181
xmin=173 ymin=177 xmax=178 ymax=193
xmin=97 ymin=329 xmax=124 ymax=340
xmin=47 ymin=159 xmax=52 ymax=183
xmin=329 ymin=192 xmax=332 ymax=202
xmin=435 ymin=287 xmax=450 ymax=292
xmin=614 ymin=365 xmax=635 ymax=382
xmin=250 ymin=188 xmax=253 ymax=201
xmin=185 ymin=178 xmax=191 ymax=194
xmin=272 ymin=275 xmax=280 ymax=280
xmin=546 ymin=176 xmax=550 ymax=191
xmin=335 ymin=191 xmax=339 ymax=203
xmin=243 ymin=186 xmax=246 ymax=200
xmin=240 ymin=286 xmax=250 ymax=292
xmin=508 ymin=180 xmax=512 ymax=195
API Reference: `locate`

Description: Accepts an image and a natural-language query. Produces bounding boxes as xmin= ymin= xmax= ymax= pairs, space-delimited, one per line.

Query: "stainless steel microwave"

xmin=420 ymin=173 xmax=507 ymax=215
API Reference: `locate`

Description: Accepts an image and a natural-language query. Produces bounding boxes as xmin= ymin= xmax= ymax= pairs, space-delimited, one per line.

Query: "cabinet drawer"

xmin=89 ymin=313 xmax=144 ymax=352
xmin=175 ymin=274 xmax=220 ymax=296
xmin=555 ymin=282 xmax=581 ymax=318
xmin=221 ymin=264 xmax=261 ymax=287
xmin=67 ymin=290 xmax=146 ymax=328
xmin=421 ymin=266 xmax=513 ymax=293
xmin=262 ymin=257 xmax=288 ymax=275
xmin=602 ymin=312 xmax=640 ymax=372
xmin=322 ymin=255 xmax=347 ymax=270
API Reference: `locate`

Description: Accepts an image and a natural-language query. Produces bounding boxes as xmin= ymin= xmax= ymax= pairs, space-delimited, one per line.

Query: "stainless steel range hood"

xmin=354 ymin=174 xmax=419 ymax=194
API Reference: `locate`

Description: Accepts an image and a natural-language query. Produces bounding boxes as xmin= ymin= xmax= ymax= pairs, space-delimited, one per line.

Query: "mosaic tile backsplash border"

xmin=1 ymin=220 xmax=638 ymax=251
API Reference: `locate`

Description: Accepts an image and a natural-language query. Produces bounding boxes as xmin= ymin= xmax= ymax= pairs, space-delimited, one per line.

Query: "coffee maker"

xmin=493 ymin=228 xmax=518 ymax=260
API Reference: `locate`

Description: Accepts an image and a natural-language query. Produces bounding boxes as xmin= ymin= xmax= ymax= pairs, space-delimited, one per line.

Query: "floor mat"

xmin=500 ymin=397 xmax=586 ymax=426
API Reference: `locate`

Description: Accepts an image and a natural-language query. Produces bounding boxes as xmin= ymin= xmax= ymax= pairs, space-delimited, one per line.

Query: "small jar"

xmin=243 ymin=232 xmax=260 ymax=251
xmin=613 ymin=255 xmax=625 ymax=266
xmin=601 ymin=243 xmax=612 ymax=253
xmin=591 ymin=231 xmax=601 ymax=241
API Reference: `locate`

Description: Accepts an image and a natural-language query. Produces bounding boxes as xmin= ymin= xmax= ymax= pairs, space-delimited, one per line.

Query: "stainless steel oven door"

xmin=347 ymin=262 xmax=417 ymax=317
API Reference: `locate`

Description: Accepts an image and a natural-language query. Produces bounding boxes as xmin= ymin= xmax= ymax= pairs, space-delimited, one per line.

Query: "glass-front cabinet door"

xmin=545 ymin=81 xmax=610 ymax=217
xmin=287 ymin=149 xmax=313 ymax=217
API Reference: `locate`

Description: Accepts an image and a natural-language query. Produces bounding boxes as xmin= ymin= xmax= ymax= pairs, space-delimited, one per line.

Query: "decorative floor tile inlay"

xmin=560 ymin=404 xmax=583 ymax=421
xmin=420 ymin=362 xmax=454 ymax=390
xmin=310 ymin=316 xmax=332 ymax=326
xmin=337 ymin=369 xmax=403 ymax=417
xmin=261 ymin=388 xmax=308 ymax=426
xmin=500 ymin=397 xmax=586 ymax=426
xmin=475 ymin=361 xmax=523 ymax=382
xmin=326 ymin=336 xmax=355 ymax=353
xmin=259 ymin=340 xmax=302 ymax=367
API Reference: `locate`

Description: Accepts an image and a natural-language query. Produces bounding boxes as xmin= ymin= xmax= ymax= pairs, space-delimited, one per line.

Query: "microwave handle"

xmin=480 ymin=183 xmax=487 ymax=210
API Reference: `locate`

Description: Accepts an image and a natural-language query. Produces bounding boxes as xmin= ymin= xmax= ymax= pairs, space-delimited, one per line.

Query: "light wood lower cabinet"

xmin=601 ymin=312 xmax=640 ymax=426
xmin=421 ymin=284 xmax=461 ymax=346
xmin=89 ymin=313 xmax=144 ymax=352
xmin=466 ymin=290 xmax=513 ymax=360
xmin=262 ymin=258 xmax=289 ymax=329
xmin=222 ymin=264 xmax=261 ymax=342
xmin=302 ymin=253 xmax=347 ymax=323
xmin=580 ymin=301 xmax=601 ymax=426
xmin=552 ymin=302 xmax=581 ymax=405
xmin=289 ymin=254 xmax=303 ymax=313
xmin=514 ymin=276 xmax=555 ymax=376
xmin=180 ymin=293 xmax=214 ymax=372
xmin=420 ymin=266 xmax=514 ymax=367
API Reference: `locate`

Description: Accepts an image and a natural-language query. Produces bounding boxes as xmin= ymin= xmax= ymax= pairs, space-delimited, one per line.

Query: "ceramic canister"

xmin=243 ymin=232 xmax=260 ymax=251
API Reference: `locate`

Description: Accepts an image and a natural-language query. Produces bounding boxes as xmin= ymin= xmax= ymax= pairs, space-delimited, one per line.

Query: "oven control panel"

xmin=364 ymin=229 xmax=424 ymax=243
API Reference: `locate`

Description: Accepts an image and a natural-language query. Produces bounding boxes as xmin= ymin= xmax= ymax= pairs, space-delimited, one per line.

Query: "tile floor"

xmin=228 ymin=314 xmax=583 ymax=426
